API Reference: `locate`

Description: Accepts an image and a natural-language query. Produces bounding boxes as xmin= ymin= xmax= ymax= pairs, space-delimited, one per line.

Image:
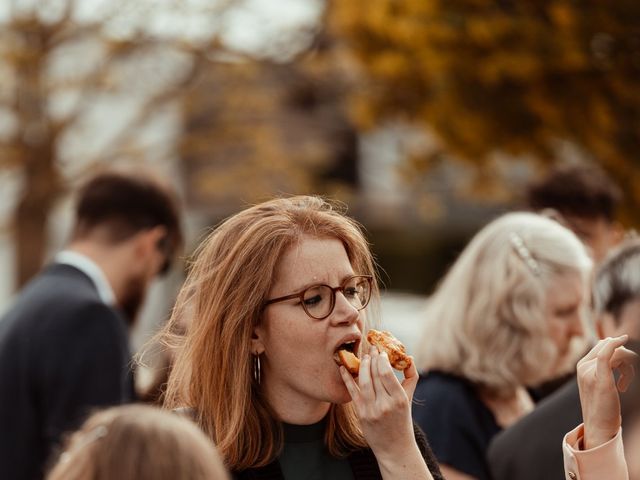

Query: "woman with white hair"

xmin=412 ymin=212 xmax=593 ymax=480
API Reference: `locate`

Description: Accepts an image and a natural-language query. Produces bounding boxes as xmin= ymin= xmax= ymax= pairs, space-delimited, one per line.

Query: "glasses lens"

xmin=302 ymin=285 xmax=333 ymax=319
xmin=343 ymin=276 xmax=371 ymax=310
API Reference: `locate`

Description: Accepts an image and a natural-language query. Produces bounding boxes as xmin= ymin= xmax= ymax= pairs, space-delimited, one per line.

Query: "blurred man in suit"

xmin=0 ymin=169 xmax=183 ymax=480
xmin=488 ymin=239 xmax=640 ymax=480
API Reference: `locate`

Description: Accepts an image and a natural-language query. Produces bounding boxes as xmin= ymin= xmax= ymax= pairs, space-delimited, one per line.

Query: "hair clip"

xmin=60 ymin=425 xmax=108 ymax=464
xmin=509 ymin=232 xmax=541 ymax=276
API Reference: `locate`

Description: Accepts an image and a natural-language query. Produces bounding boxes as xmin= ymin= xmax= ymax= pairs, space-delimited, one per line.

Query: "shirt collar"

xmin=282 ymin=417 xmax=327 ymax=443
xmin=54 ymin=250 xmax=116 ymax=306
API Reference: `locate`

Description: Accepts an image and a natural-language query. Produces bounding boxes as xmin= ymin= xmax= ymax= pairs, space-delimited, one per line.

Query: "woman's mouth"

xmin=333 ymin=340 xmax=358 ymax=365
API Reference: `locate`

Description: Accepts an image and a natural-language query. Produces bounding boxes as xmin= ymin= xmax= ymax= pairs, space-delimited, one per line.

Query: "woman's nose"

xmin=569 ymin=312 xmax=585 ymax=337
xmin=330 ymin=291 xmax=359 ymax=326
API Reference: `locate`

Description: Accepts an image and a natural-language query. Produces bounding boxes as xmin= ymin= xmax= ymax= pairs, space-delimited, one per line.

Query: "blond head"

xmin=47 ymin=405 xmax=228 ymax=480
xmin=415 ymin=212 xmax=592 ymax=394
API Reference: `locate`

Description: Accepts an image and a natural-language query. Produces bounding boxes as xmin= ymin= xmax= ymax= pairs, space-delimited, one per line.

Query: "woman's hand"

xmin=577 ymin=335 xmax=637 ymax=450
xmin=340 ymin=345 xmax=428 ymax=478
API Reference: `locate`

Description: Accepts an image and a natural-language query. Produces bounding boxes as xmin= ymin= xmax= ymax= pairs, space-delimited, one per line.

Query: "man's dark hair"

xmin=526 ymin=164 xmax=622 ymax=222
xmin=593 ymin=239 xmax=640 ymax=322
xmin=73 ymin=171 xmax=183 ymax=274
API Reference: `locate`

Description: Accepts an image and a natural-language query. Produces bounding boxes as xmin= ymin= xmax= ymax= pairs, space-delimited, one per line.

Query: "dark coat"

xmin=488 ymin=339 xmax=640 ymax=480
xmin=488 ymin=378 xmax=581 ymax=480
xmin=0 ymin=264 xmax=135 ymax=480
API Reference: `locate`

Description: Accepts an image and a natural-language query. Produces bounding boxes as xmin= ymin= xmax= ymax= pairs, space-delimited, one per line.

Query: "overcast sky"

xmin=1 ymin=0 xmax=324 ymax=61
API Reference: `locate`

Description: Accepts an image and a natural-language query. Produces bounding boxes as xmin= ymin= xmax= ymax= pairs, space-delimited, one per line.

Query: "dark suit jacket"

xmin=0 ymin=264 xmax=135 ymax=480
xmin=488 ymin=340 xmax=640 ymax=480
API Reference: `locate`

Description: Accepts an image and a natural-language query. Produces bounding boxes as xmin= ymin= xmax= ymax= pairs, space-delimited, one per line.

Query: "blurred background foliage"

xmin=180 ymin=56 xmax=358 ymax=216
xmin=1 ymin=0 xmax=639 ymax=296
xmin=329 ymin=0 xmax=640 ymax=221
xmin=1 ymin=0 xmax=237 ymax=285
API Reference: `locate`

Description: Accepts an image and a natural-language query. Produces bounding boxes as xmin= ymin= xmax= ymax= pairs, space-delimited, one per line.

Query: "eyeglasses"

xmin=264 ymin=275 xmax=373 ymax=320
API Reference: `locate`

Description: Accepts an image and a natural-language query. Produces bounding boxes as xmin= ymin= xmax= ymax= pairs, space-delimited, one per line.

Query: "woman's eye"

xmin=556 ymin=306 xmax=578 ymax=317
xmin=304 ymin=295 xmax=323 ymax=306
xmin=344 ymin=287 xmax=359 ymax=297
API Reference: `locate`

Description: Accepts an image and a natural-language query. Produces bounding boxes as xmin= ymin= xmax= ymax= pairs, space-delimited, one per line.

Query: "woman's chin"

xmin=317 ymin=367 xmax=356 ymax=404
xmin=329 ymin=381 xmax=354 ymax=404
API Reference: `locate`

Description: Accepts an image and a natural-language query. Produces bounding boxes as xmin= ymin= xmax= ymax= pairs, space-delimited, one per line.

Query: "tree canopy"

xmin=330 ymin=0 xmax=640 ymax=220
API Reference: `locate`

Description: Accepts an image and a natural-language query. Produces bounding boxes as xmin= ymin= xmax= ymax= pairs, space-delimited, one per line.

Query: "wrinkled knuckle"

xmin=362 ymin=407 xmax=377 ymax=422
xmin=359 ymin=412 xmax=372 ymax=423
xmin=382 ymin=368 xmax=395 ymax=379
xmin=377 ymin=405 xmax=392 ymax=418
xmin=393 ymin=399 xmax=409 ymax=412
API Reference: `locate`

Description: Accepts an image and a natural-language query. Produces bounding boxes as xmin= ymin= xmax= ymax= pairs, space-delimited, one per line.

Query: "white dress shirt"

xmin=54 ymin=250 xmax=116 ymax=306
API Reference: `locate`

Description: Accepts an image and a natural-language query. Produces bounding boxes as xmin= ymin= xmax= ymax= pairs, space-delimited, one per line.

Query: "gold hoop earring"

xmin=253 ymin=354 xmax=261 ymax=384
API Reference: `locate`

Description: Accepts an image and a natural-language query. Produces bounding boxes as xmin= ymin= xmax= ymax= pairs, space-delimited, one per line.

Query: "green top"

xmin=279 ymin=418 xmax=354 ymax=480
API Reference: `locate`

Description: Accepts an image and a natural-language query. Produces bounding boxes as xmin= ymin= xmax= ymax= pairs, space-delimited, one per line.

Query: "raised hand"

xmin=340 ymin=345 xmax=431 ymax=479
xmin=577 ymin=335 xmax=637 ymax=450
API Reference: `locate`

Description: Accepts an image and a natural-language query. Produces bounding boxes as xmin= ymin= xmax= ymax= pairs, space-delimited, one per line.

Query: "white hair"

xmin=415 ymin=212 xmax=592 ymax=394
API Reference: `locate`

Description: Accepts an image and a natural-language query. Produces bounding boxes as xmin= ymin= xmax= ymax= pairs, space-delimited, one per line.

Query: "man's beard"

xmin=119 ymin=274 xmax=148 ymax=327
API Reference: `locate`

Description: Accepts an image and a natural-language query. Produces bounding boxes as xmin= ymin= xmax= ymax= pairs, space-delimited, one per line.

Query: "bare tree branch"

xmin=79 ymin=46 xmax=211 ymax=166
xmin=50 ymin=33 xmax=224 ymax=138
xmin=59 ymin=0 xmax=77 ymax=25
xmin=48 ymin=0 xmax=131 ymax=48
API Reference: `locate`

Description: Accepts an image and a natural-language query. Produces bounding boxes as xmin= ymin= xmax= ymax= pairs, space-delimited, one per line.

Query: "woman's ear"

xmin=250 ymin=325 xmax=265 ymax=355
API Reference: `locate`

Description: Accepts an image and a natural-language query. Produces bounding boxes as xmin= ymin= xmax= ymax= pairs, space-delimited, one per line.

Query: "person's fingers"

xmin=617 ymin=363 xmax=635 ymax=393
xmin=370 ymin=345 xmax=387 ymax=396
xmin=611 ymin=346 xmax=638 ymax=366
xmin=377 ymin=352 xmax=403 ymax=397
xmin=401 ymin=356 xmax=419 ymax=400
xmin=403 ymin=356 xmax=418 ymax=380
xmin=340 ymin=366 xmax=361 ymax=401
xmin=610 ymin=346 xmax=637 ymax=392
xmin=358 ymin=354 xmax=375 ymax=399
xmin=596 ymin=336 xmax=629 ymax=381
xmin=580 ymin=339 xmax=608 ymax=363
xmin=612 ymin=334 xmax=630 ymax=347
xmin=580 ymin=336 xmax=626 ymax=366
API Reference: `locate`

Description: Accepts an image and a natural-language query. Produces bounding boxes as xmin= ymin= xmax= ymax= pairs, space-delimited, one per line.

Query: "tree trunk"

xmin=13 ymin=21 xmax=60 ymax=288
xmin=14 ymin=145 xmax=59 ymax=288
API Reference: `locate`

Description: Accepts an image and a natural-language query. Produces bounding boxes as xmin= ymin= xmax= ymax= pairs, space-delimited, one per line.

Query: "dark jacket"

xmin=233 ymin=423 xmax=444 ymax=480
xmin=0 ymin=264 xmax=135 ymax=480
xmin=488 ymin=339 xmax=640 ymax=480
xmin=412 ymin=371 xmax=501 ymax=480
xmin=487 ymin=378 xmax=581 ymax=480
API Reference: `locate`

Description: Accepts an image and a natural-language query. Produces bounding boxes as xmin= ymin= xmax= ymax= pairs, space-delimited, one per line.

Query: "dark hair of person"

xmin=526 ymin=164 xmax=622 ymax=222
xmin=593 ymin=239 xmax=640 ymax=321
xmin=72 ymin=171 xmax=183 ymax=274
